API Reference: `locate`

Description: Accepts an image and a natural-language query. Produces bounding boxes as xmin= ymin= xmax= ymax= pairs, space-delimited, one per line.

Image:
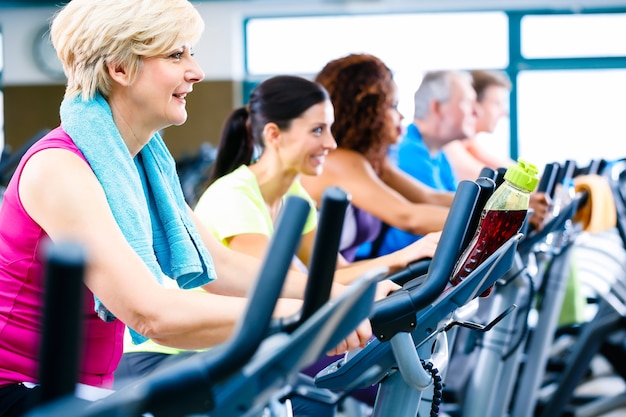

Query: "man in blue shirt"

xmin=374 ymin=70 xmax=477 ymax=256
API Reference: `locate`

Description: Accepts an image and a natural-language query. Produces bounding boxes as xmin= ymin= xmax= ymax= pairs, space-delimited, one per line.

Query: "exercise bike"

xmin=315 ymin=179 xmax=523 ymax=417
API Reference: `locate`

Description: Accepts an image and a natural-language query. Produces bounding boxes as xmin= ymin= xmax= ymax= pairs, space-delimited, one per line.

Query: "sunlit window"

xmin=245 ymin=10 xmax=626 ymax=170
xmin=245 ymin=11 xmax=508 ymax=123
xmin=521 ymin=13 xmax=626 ymax=59
xmin=246 ymin=12 xmax=508 ymax=75
xmin=517 ymin=69 xmax=626 ymax=170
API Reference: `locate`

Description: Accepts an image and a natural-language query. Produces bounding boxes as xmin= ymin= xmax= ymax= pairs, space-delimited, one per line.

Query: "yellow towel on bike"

xmin=573 ymin=174 xmax=616 ymax=232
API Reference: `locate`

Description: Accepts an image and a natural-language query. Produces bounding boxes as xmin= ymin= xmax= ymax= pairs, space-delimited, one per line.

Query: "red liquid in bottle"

xmin=450 ymin=209 xmax=526 ymax=296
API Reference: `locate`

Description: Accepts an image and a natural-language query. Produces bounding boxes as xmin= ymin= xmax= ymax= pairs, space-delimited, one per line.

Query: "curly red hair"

xmin=315 ymin=53 xmax=396 ymax=174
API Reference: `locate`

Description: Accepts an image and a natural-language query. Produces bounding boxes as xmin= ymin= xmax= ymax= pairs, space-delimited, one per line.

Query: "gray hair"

xmin=413 ymin=70 xmax=473 ymax=119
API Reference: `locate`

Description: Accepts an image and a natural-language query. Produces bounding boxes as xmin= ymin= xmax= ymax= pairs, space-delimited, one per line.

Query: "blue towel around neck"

xmin=60 ymin=93 xmax=217 ymax=344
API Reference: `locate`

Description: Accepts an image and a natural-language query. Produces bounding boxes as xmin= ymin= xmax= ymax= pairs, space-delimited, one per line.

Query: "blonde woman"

xmin=0 ymin=2 xmax=368 ymax=415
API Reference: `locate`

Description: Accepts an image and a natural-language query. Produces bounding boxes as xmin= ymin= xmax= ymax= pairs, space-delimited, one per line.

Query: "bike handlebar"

xmin=272 ymin=186 xmax=350 ymax=333
xmin=370 ymin=180 xmax=485 ymax=340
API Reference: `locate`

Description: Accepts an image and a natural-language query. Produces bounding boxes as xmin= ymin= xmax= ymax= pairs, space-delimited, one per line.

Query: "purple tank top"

xmin=340 ymin=204 xmax=382 ymax=262
xmin=0 ymin=126 xmax=124 ymax=389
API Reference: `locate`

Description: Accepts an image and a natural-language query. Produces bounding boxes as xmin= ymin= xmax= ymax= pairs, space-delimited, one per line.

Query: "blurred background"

xmin=1 ymin=0 xmax=625 ymax=177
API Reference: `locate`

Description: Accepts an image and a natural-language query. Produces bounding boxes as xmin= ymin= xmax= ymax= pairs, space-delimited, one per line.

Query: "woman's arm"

xmin=333 ymin=231 xmax=440 ymax=284
xmin=213 ymin=220 xmax=438 ymax=286
xmin=380 ymin=157 xmax=455 ymax=207
xmin=188 ymin=209 xmax=314 ymax=298
xmin=302 ymin=149 xmax=450 ymax=236
xmin=19 ymin=149 xmax=302 ymax=350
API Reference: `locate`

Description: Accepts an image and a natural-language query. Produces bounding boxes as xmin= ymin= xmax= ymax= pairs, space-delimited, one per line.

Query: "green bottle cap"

xmin=504 ymin=158 xmax=539 ymax=192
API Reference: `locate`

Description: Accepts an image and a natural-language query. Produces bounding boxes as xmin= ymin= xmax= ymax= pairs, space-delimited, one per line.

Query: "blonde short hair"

xmin=50 ymin=0 xmax=204 ymax=101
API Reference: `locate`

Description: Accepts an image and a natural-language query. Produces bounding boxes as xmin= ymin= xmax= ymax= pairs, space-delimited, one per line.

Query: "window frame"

xmin=243 ymin=7 xmax=626 ymax=165
xmin=506 ymin=7 xmax=626 ymax=161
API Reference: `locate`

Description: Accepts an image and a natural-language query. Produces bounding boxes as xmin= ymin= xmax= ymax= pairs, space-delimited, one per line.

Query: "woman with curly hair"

xmin=301 ymin=53 xmax=453 ymax=261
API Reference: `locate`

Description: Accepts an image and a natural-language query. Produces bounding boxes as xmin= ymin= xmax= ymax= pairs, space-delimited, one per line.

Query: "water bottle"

xmin=450 ymin=159 xmax=539 ymax=296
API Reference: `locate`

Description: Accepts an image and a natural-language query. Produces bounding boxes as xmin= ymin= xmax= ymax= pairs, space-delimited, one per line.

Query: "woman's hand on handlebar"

xmin=324 ymin=274 xmax=402 ymax=356
xmin=326 ymin=319 xmax=372 ymax=356
xmin=375 ymin=279 xmax=400 ymax=301
xmin=394 ymin=230 xmax=441 ymax=267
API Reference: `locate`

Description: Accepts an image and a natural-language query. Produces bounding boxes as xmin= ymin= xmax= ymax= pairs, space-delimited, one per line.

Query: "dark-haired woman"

xmin=194 ymin=74 xmax=440 ymax=284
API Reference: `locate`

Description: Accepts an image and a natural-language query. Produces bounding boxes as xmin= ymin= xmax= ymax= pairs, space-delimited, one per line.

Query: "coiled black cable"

xmin=421 ymin=360 xmax=442 ymax=417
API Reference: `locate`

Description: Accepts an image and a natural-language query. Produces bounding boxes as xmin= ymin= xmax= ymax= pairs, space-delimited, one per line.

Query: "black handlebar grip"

xmin=38 ymin=241 xmax=86 ymax=406
xmin=279 ymin=186 xmax=351 ymax=333
xmin=538 ymin=162 xmax=560 ymax=198
xmin=299 ymin=186 xmax=350 ymax=324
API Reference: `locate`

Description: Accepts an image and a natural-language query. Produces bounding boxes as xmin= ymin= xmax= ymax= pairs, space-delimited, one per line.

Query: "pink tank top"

xmin=0 ymin=126 xmax=124 ymax=389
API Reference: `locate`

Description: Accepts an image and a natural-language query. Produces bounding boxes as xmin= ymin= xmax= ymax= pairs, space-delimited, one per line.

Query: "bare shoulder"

xmin=19 ymin=148 xmax=113 ymax=240
xmin=321 ymin=148 xmax=376 ymax=180
xmin=302 ymin=148 xmax=374 ymax=201
xmin=325 ymin=148 xmax=370 ymax=168
xmin=20 ymin=147 xmax=100 ymax=200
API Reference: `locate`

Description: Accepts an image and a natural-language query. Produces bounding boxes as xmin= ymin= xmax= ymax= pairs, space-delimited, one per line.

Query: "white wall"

xmin=3 ymin=0 xmax=626 ymax=85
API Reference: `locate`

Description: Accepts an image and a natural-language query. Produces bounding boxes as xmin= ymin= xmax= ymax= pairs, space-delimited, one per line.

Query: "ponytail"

xmin=207 ymin=106 xmax=255 ymax=185
xmin=207 ymin=75 xmax=328 ymax=187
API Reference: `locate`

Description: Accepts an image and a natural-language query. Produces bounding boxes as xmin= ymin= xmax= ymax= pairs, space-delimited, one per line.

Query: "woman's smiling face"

xmin=125 ymin=45 xmax=205 ymax=133
xmin=276 ymin=99 xmax=337 ymax=176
